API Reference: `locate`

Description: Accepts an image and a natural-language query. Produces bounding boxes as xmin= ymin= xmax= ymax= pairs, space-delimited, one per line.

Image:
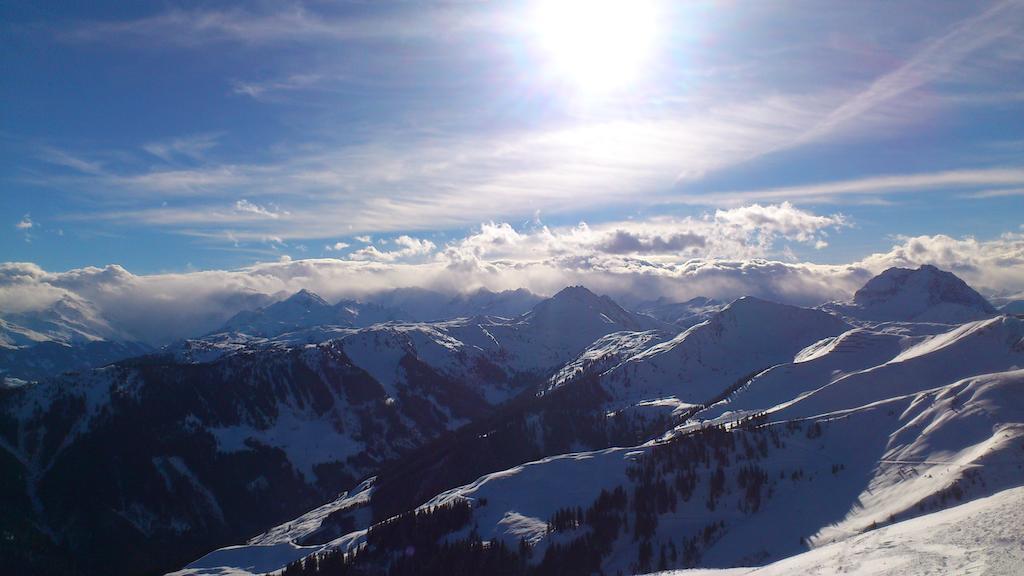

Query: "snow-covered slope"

xmin=185 ymin=367 xmax=1024 ymax=576
xmin=424 ymin=369 xmax=1024 ymax=572
xmin=0 ymin=336 xmax=498 ymax=576
xmin=697 ymin=315 xmax=1024 ymax=427
xmin=656 ymin=485 xmax=1024 ymax=576
xmin=823 ymin=264 xmax=998 ymax=324
xmin=591 ymin=297 xmax=850 ymax=413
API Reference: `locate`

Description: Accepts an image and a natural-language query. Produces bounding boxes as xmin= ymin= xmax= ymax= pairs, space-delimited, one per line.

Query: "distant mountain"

xmin=217 ymin=289 xmax=401 ymax=338
xmin=1000 ymin=300 xmax=1024 ymax=315
xmin=367 ymin=287 xmax=543 ymax=321
xmin=1 ymin=294 xmax=125 ymax=345
xmin=519 ymin=286 xmax=668 ymax=354
xmin=632 ymin=296 xmax=725 ymax=328
xmin=823 ymin=264 xmax=997 ymax=323
xmin=0 ymin=295 xmax=151 ymax=381
xmin=215 ymin=287 xmax=544 ymax=339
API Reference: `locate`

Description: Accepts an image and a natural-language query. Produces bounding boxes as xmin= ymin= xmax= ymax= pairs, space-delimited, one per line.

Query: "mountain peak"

xmin=526 ymin=285 xmax=660 ymax=334
xmin=855 ymin=265 xmax=995 ymax=311
xmin=550 ymin=285 xmax=602 ymax=303
xmin=832 ymin=265 xmax=997 ymax=323
xmin=284 ymin=289 xmax=330 ymax=308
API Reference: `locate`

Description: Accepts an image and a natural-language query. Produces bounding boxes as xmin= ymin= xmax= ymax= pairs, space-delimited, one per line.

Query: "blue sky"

xmin=2 ymin=0 xmax=1023 ymax=280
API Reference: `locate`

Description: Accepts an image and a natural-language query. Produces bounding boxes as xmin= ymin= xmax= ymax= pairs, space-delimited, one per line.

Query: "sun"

xmin=532 ymin=0 xmax=659 ymax=94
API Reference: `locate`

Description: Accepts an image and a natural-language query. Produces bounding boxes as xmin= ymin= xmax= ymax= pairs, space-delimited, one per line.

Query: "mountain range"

xmin=1 ymin=265 xmax=1020 ymax=576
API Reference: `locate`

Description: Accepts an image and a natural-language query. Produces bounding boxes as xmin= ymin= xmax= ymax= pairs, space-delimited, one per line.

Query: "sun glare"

xmin=533 ymin=0 xmax=659 ymax=94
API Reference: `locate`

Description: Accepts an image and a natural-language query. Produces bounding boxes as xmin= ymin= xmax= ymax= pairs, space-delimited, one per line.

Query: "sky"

xmin=2 ymin=0 xmax=1024 ymax=337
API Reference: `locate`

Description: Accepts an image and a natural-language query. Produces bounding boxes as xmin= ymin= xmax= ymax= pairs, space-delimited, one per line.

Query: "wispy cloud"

xmin=143 ymin=133 xmax=221 ymax=162
xmin=799 ymin=0 xmax=1024 ymax=142
xmin=684 ymin=168 xmax=1024 ymax=205
xmin=234 ymin=199 xmax=286 ymax=219
xmin=962 ymin=186 xmax=1024 ymax=199
xmin=231 ymin=74 xmax=326 ymax=99
xmin=37 ymin=147 xmax=105 ymax=175
xmin=62 ymin=4 xmax=494 ymax=47
xmin=19 ymin=0 xmax=1023 ymax=249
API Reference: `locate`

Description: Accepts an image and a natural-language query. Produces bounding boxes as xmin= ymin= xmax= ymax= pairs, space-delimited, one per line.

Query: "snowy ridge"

xmin=592 ymin=297 xmax=850 ymax=413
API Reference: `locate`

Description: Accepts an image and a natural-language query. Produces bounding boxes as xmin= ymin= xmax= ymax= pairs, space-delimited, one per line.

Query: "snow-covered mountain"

xmin=822 ymin=264 xmax=998 ymax=323
xmin=366 ymin=287 xmax=543 ymax=322
xmin=168 ymin=269 xmax=1024 ymax=576
xmin=1000 ymin=299 xmax=1024 ymax=315
xmin=0 ymin=337 xmax=501 ymax=575
xmin=632 ymin=296 xmax=725 ymax=328
xmin=0 ymin=295 xmax=151 ymax=381
xmin=0 ymin=285 xmax=669 ymax=575
xmin=586 ymin=297 xmax=850 ymax=414
xmin=2 ymin=294 xmax=125 ymax=344
xmin=5 ymin=267 xmax=1023 ymax=576
xmin=215 ymin=287 xmax=545 ymax=339
xmin=217 ymin=289 xmax=401 ymax=337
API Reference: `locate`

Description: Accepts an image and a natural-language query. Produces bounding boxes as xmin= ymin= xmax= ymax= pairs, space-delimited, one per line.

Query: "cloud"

xmin=712 ymin=202 xmax=847 ymax=243
xmin=325 ymin=242 xmax=350 ymax=251
xmin=62 ymin=4 xmax=494 ymax=47
xmin=598 ymin=230 xmax=706 ymax=255
xmin=350 ymin=235 xmax=436 ymax=262
xmin=37 ymin=147 xmax=105 ymax=175
xmin=0 ymin=256 xmax=856 ymax=344
xmin=29 ymin=0 xmax=1024 ymax=241
xmin=234 ymin=199 xmax=286 ymax=219
xmin=3 ymin=224 xmax=1021 ymax=345
xmin=15 ymin=215 xmax=33 ymax=230
xmin=799 ymin=0 xmax=1024 ymax=143
xmin=443 ymin=204 xmax=845 ymax=265
xmin=686 ymin=168 xmax=1024 ymax=205
xmin=143 ymin=133 xmax=221 ymax=162
xmin=48 ymin=92 xmax=851 ymax=240
xmin=962 ymin=187 xmax=1024 ymax=199
xmin=231 ymin=74 xmax=326 ymax=99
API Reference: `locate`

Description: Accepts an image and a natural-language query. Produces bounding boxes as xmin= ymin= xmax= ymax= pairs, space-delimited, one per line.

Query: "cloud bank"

xmin=2 ymin=206 xmax=1020 ymax=345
